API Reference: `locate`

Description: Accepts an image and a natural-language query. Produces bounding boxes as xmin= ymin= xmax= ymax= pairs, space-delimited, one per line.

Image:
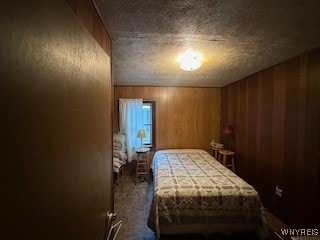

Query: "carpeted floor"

xmin=114 ymin=163 xmax=278 ymax=240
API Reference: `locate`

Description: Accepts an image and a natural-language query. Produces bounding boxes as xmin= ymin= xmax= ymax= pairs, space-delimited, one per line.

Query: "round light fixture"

xmin=177 ymin=49 xmax=203 ymax=71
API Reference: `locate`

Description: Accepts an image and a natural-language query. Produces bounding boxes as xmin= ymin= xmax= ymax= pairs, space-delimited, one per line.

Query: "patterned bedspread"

xmin=147 ymin=149 xmax=268 ymax=238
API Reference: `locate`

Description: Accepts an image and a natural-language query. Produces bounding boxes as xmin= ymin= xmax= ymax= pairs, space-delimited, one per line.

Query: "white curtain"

xmin=119 ymin=99 xmax=143 ymax=162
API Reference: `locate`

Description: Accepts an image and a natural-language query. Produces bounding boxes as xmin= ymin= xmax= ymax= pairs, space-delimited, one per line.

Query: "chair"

xmin=113 ymin=134 xmax=127 ymax=184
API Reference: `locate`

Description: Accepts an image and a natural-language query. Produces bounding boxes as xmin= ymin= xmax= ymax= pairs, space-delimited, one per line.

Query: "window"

xmin=142 ymin=101 xmax=155 ymax=148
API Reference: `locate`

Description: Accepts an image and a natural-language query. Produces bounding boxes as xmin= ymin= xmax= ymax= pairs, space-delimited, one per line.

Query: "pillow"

xmin=113 ymin=133 xmax=125 ymax=143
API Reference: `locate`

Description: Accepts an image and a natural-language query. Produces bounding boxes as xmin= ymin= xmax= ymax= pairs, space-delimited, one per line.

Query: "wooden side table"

xmin=135 ymin=148 xmax=150 ymax=184
xmin=218 ymin=150 xmax=236 ymax=172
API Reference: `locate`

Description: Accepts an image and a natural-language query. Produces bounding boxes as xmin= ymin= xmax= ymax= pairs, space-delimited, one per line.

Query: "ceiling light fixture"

xmin=177 ymin=49 xmax=203 ymax=71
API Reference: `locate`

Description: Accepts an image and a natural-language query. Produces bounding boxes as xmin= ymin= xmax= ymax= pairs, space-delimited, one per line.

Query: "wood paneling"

xmin=303 ymin=49 xmax=320 ymax=226
xmin=67 ymin=0 xmax=111 ymax=55
xmin=221 ymin=48 xmax=320 ymax=227
xmin=247 ymin=75 xmax=258 ymax=184
xmin=102 ymin=26 xmax=111 ymax=56
xmin=114 ymin=87 xmax=221 ymax=153
xmin=76 ymin=0 xmax=94 ymax=34
xmin=1 ymin=1 xmax=113 ymax=239
xmin=66 ymin=0 xmax=76 ymax=12
xmin=93 ymin=10 xmax=102 ymax=45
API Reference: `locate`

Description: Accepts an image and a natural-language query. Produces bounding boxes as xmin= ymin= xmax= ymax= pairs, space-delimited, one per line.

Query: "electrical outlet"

xmin=275 ymin=185 xmax=283 ymax=197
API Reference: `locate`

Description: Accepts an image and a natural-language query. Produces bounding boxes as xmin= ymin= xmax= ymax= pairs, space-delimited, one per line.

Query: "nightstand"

xmin=218 ymin=150 xmax=236 ymax=172
xmin=135 ymin=148 xmax=150 ymax=184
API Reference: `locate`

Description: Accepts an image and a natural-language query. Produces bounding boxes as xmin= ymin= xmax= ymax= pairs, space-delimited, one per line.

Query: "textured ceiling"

xmin=94 ymin=0 xmax=320 ymax=87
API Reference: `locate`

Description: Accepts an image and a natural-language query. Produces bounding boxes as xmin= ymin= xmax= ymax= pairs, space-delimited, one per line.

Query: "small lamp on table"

xmin=223 ymin=124 xmax=233 ymax=152
xmin=137 ymin=129 xmax=146 ymax=149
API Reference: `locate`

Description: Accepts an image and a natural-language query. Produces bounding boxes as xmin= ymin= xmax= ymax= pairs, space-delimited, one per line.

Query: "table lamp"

xmin=223 ymin=124 xmax=233 ymax=151
xmin=137 ymin=129 xmax=146 ymax=149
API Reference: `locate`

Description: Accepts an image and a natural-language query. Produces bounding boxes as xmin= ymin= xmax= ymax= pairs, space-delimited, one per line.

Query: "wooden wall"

xmin=1 ymin=1 xmax=113 ymax=239
xmin=114 ymin=87 xmax=221 ymax=152
xmin=221 ymin=49 xmax=320 ymax=227
xmin=66 ymin=0 xmax=111 ymax=55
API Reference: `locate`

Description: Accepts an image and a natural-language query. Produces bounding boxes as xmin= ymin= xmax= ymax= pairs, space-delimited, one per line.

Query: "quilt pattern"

xmin=147 ymin=149 xmax=267 ymax=238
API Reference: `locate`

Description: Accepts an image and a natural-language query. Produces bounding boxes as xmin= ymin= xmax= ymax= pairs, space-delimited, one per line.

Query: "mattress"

xmin=147 ymin=149 xmax=268 ymax=238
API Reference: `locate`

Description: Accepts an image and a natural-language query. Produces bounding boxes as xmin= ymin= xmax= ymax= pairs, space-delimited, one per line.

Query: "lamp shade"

xmin=137 ymin=129 xmax=146 ymax=138
xmin=223 ymin=124 xmax=233 ymax=134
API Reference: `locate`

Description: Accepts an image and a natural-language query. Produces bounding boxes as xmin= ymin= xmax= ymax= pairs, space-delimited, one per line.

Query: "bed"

xmin=147 ymin=149 xmax=269 ymax=239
